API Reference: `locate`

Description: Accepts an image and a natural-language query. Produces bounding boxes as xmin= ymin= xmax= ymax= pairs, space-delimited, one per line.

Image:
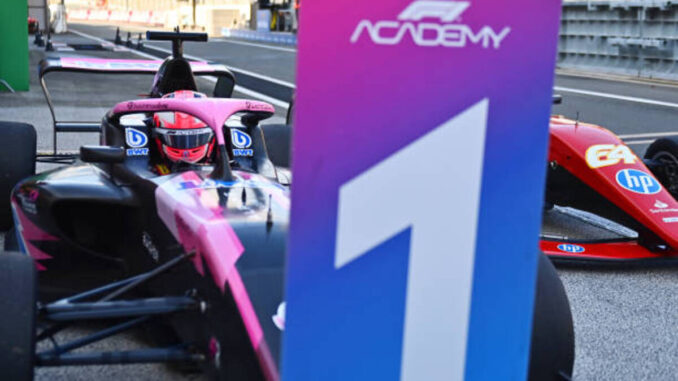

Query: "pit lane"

xmin=1 ymin=23 xmax=676 ymax=380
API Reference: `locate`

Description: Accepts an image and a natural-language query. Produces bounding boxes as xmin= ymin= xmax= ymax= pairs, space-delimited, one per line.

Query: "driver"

xmin=152 ymin=90 xmax=215 ymax=174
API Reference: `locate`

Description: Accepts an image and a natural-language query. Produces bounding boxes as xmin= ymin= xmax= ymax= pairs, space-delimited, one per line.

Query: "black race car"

xmin=0 ymin=31 xmax=573 ymax=381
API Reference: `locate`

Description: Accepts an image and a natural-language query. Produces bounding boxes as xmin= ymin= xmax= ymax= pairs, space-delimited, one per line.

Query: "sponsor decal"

xmin=17 ymin=189 xmax=38 ymax=214
xmin=585 ymin=144 xmax=636 ymax=169
xmin=124 ymin=102 xmax=169 ymax=112
xmin=649 ymin=199 xmax=678 ymax=214
xmin=557 ymin=243 xmax=585 ymax=253
xmin=178 ymin=178 xmax=285 ymax=191
xmin=616 ymin=169 xmax=661 ymax=195
xmin=663 ymin=217 xmax=678 ymax=223
xmin=244 ymin=100 xmax=272 ymax=111
xmin=655 ymin=200 xmax=668 ymax=209
xmin=231 ymin=129 xmax=254 ymax=157
xmin=142 ymin=232 xmax=159 ymax=262
xmin=272 ymin=301 xmax=286 ymax=331
xmin=125 ymin=128 xmax=148 ymax=147
xmin=126 ymin=148 xmax=149 ymax=156
xmin=350 ymin=0 xmax=511 ymax=48
xmin=233 ymin=148 xmax=254 ymax=157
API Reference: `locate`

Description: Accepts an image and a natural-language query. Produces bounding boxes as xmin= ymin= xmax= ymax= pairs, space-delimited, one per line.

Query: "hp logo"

xmin=616 ymin=169 xmax=661 ymax=195
xmin=231 ymin=129 xmax=252 ymax=149
xmin=557 ymin=244 xmax=585 ymax=253
xmin=125 ymin=128 xmax=148 ymax=148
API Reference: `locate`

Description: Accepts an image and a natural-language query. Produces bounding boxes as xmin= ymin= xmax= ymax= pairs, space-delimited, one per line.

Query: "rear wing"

xmin=38 ymin=57 xmax=236 ymax=156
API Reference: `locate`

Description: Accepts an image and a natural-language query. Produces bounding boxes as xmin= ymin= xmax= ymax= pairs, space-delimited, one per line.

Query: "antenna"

xmin=266 ymin=194 xmax=273 ymax=231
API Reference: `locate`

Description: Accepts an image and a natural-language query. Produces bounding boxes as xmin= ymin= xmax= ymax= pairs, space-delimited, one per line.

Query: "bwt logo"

xmin=230 ymin=129 xmax=252 ymax=149
xmin=350 ymin=0 xmax=511 ymax=48
xmin=125 ymin=128 xmax=148 ymax=148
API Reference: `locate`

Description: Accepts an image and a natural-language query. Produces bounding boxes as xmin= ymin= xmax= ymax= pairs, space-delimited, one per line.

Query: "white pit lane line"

xmin=554 ymin=86 xmax=678 ymax=109
xmin=618 ymin=131 xmax=678 ymax=139
xmin=69 ymin=28 xmax=291 ymax=109
xmin=620 ymin=132 xmax=678 ymax=146
xmin=213 ymin=38 xmax=297 ymax=53
xmin=624 ymin=139 xmax=655 ymax=146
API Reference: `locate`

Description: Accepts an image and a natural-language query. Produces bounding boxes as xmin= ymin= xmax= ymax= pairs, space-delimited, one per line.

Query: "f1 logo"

xmin=398 ymin=0 xmax=469 ymax=22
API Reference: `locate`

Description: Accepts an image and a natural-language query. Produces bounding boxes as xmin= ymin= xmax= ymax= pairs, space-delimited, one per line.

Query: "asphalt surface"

xmin=0 ymin=23 xmax=677 ymax=380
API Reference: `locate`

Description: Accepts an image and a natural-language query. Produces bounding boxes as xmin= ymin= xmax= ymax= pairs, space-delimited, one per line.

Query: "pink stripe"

xmin=227 ymin=269 xmax=279 ymax=381
xmin=196 ymin=221 xmax=244 ymax=292
xmin=11 ymin=201 xmax=58 ymax=270
xmin=155 ymin=173 xmax=281 ymax=378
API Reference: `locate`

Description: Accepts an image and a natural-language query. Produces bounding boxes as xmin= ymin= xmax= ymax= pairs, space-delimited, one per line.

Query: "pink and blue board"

xmin=283 ymin=1 xmax=562 ymax=380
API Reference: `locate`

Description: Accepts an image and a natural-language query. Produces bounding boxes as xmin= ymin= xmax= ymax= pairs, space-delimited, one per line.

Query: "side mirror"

xmin=553 ymin=94 xmax=563 ymax=105
xmin=80 ymin=145 xmax=125 ymax=163
xmin=214 ymin=75 xmax=235 ymax=98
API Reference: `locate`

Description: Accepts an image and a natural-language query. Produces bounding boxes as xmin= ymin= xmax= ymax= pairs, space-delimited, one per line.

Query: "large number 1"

xmin=335 ymin=99 xmax=489 ymax=380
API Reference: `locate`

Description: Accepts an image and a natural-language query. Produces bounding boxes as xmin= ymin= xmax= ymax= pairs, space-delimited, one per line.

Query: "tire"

xmin=262 ymin=124 xmax=292 ymax=168
xmin=286 ymin=98 xmax=294 ymax=126
xmin=529 ymin=253 xmax=575 ymax=381
xmin=0 ymin=122 xmax=37 ymax=231
xmin=0 ymin=252 xmax=37 ymax=381
xmin=644 ymin=137 xmax=678 ymax=197
xmin=645 ymin=137 xmax=678 ymax=162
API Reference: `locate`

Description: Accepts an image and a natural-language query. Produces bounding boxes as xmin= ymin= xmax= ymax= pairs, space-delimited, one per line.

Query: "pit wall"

xmin=559 ymin=1 xmax=678 ymax=80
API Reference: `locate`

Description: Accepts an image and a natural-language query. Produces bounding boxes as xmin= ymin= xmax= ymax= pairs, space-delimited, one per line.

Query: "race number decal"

xmin=586 ymin=144 xmax=636 ymax=168
xmin=335 ymin=100 xmax=488 ymax=380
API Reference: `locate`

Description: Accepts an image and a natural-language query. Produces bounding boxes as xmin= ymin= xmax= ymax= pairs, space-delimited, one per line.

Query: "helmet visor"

xmin=155 ymin=127 xmax=214 ymax=149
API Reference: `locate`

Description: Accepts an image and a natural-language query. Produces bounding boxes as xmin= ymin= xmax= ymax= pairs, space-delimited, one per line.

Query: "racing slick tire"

xmin=286 ymin=98 xmax=294 ymax=125
xmin=262 ymin=124 xmax=292 ymax=168
xmin=0 ymin=252 xmax=37 ymax=381
xmin=529 ymin=253 xmax=575 ymax=381
xmin=0 ymin=122 xmax=37 ymax=231
xmin=644 ymin=137 xmax=678 ymax=197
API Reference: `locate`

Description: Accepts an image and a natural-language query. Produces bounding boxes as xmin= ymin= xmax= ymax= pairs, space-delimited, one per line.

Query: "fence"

xmin=559 ymin=1 xmax=678 ymax=80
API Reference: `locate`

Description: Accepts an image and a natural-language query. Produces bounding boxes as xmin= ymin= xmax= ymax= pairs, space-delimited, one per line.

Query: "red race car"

xmin=542 ymin=97 xmax=678 ymax=264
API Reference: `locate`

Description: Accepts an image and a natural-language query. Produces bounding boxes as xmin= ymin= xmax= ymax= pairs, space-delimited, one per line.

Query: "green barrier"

xmin=0 ymin=0 xmax=29 ymax=92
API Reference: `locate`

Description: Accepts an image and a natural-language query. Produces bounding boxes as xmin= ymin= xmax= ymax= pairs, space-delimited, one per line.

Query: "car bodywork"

xmin=12 ymin=94 xmax=288 ymax=379
xmin=38 ymin=56 xmax=235 ymax=157
xmin=542 ymin=115 xmax=678 ymax=263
